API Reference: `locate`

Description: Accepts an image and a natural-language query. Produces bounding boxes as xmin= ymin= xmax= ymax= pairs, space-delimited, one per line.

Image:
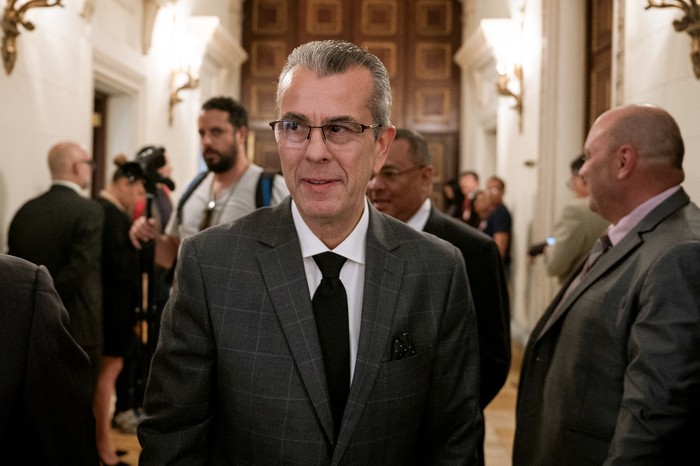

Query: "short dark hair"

xmin=202 ymin=96 xmax=248 ymax=129
xmin=112 ymin=154 xmax=144 ymax=183
xmin=394 ymin=128 xmax=430 ymax=166
xmin=488 ymin=175 xmax=505 ymax=191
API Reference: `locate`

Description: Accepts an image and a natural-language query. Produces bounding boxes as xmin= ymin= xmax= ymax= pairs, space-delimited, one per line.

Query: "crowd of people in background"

xmin=2 ymin=39 xmax=699 ymax=466
xmin=443 ymin=170 xmax=513 ymax=277
xmin=527 ymin=154 xmax=608 ymax=283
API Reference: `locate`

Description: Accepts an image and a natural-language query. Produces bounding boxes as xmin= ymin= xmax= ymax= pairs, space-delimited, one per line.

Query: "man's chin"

xmin=203 ymin=146 xmax=237 ymax=172
xmin=206 ymin=160 xmax=235 ymax=173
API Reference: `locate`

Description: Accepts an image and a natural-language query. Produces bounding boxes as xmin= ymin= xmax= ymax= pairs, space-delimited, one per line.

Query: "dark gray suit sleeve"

xmin=52 ymin=202 xmax=103 ymax=301
xmin=608 ymin=241 xmax=700 ymax=463
xmin=2 ymin=261 xmax=99 ymax=465
xmin=472 ymin=238 xmax=511 ymax=408
xmin=418 ymin=245 xmax=484 ymax=465
xmin=138 ymin=237 xmax=214 ymax=465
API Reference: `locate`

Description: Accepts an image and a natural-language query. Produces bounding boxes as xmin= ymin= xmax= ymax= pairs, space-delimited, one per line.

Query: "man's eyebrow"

xmin=278 ymin=113 xmax=359 ymax=124
xmin=326 ymin=115 xmax=357 ymax=123
xmin=280 ymin=112 xmax=308 ymax=122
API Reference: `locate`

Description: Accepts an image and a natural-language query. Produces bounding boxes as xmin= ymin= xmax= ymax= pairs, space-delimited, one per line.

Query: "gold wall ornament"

xmin=168 ymin=68 xmax=199 ymax=126
xmin=496 ymin=62 xmax=523 ymax=131
xmin=645 ymin=0 xmax=700 ymax=79
xmin=481 ymin=16 xmax=525 ymax=132
xmin=2 ymin=0 xmax=64 ymax=75
xmin=143 ymin=0 xmax=171 ymax=55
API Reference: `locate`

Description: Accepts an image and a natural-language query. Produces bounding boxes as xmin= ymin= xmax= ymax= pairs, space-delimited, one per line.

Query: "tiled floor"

xmin=113 ymin=343 xmax=523 ymax=465
xmin=111 ymin=428 xmax=140 ymax=465
xmin=482 ymin=342 xmax=522 ymax=466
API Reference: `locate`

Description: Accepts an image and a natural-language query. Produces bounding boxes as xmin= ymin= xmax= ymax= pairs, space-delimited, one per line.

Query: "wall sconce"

xmin=168 ymin=67 xmax=199 ymax=126
xmin=496 ymin=63 xmax=523 ymax=130
xmin=481 ymin=18 xmax=524 ymax=131
xmin=2 ymin=0 xmax=64 ymax=75
xmin=163 ymin=5 xmax=218 ymax=126
xmin=645 ymin=0 xmax=700 ymax=79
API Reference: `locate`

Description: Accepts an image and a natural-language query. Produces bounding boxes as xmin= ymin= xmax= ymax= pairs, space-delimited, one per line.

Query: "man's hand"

xmin=129 ymin=216 xmax=159 ymax=249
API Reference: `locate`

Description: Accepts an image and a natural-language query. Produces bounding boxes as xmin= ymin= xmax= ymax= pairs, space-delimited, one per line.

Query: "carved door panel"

xmin=586 ymin=0 xmax=613 ymax=130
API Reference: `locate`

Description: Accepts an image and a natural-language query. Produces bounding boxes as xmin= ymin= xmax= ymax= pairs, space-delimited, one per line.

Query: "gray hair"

xmin=277 ymin=40 xmax=393 ymax=131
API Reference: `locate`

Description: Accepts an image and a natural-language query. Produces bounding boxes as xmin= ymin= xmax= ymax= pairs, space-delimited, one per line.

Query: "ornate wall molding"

xmin=142 ymin=0 xmax=169 ymax=54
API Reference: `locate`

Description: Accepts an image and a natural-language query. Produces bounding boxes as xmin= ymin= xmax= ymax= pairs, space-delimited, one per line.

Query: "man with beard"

xmin=129 ymin=97 xmax=289 ymax=265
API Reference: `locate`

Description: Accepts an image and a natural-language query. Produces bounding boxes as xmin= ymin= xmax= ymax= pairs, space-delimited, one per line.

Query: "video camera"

xmin=135 ymin=145 xmax=176 ymax=194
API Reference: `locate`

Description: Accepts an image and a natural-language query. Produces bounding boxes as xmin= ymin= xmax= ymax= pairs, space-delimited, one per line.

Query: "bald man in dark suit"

xmin=8 ymin=141 xmax=103 ymax=384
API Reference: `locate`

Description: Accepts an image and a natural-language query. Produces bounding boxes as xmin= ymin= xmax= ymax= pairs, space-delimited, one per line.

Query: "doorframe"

xmin=92 ymin=48 xmax=146 ymax=190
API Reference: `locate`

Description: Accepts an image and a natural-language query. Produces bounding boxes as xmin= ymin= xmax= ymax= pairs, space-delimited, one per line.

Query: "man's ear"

xmin=70 ymin=160 xmax=81 ymax=177
xmin=616 ymin=144 xmax=637 ymax=180
xmin=236 ymin=126 xmax=249 ymax=145
xmin=421 ymin=166 xmax=434 ymax=196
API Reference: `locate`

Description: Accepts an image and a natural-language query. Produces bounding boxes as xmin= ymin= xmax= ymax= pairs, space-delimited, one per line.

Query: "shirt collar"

xmin=292 ymin=198 xmax=369 ymax=265
xmin=52 ymin=180 xmax=84 ymax=195
xmin=607 ymin=185 xmax=680 ymax=245
xmin=405 ymin=198 xmax=432 ymax=232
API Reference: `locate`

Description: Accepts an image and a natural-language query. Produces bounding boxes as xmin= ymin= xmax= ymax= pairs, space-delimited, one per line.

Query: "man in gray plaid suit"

xmin=138 ymin=39 xmax=483 ymax=465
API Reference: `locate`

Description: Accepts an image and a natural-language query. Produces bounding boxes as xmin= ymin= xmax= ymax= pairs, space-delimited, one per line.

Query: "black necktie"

xmin=312 ymin=252 xmax=349 ymax=438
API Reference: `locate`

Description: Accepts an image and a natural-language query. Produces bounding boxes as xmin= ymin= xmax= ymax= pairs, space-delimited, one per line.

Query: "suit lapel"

xmin=256 ymin=199 xmax=335 ymax=442
xmin=423 ymin=207 xmax=445 ymax=237
xmin=535 ymin=189 xmax=690 ymax=342
xmin=333 ymin=208 xmax=404 ymax=461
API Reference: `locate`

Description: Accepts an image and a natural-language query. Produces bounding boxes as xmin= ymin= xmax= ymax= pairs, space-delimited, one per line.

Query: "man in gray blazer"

xmin=513 ymin=104 xmax=700 ymax=465
xmin=138 ymin=40 xmax=483 ymax=465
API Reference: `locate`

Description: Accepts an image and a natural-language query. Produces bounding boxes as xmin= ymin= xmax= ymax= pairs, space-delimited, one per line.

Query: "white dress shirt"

xmin=292 ymin=199 xmax=368 ymax=384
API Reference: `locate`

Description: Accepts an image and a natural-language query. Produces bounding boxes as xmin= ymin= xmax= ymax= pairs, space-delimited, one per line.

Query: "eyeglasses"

xmin=199 ymin=200 xmax=216 ymax=231
xmin=370 ymin=165 xmax=425 ymax=182
xmin=269 ymin=120 xmax=381 ymax=148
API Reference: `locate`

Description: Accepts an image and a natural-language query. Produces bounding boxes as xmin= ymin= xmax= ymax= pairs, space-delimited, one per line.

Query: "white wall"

xmin=1 ymin=0 xmax=697 ymax=331
xmin=0 ymin=0 xmax=93 ymax=248
xmin=622 ymin=3 xmax=700 ymax=202
xmin=0 ymin=0 xmax=246 ymax=249
xmin=459 ymin=0 xmax=699 ymax=343
xmin=517 ymin=0 xmax=588 ymax=341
